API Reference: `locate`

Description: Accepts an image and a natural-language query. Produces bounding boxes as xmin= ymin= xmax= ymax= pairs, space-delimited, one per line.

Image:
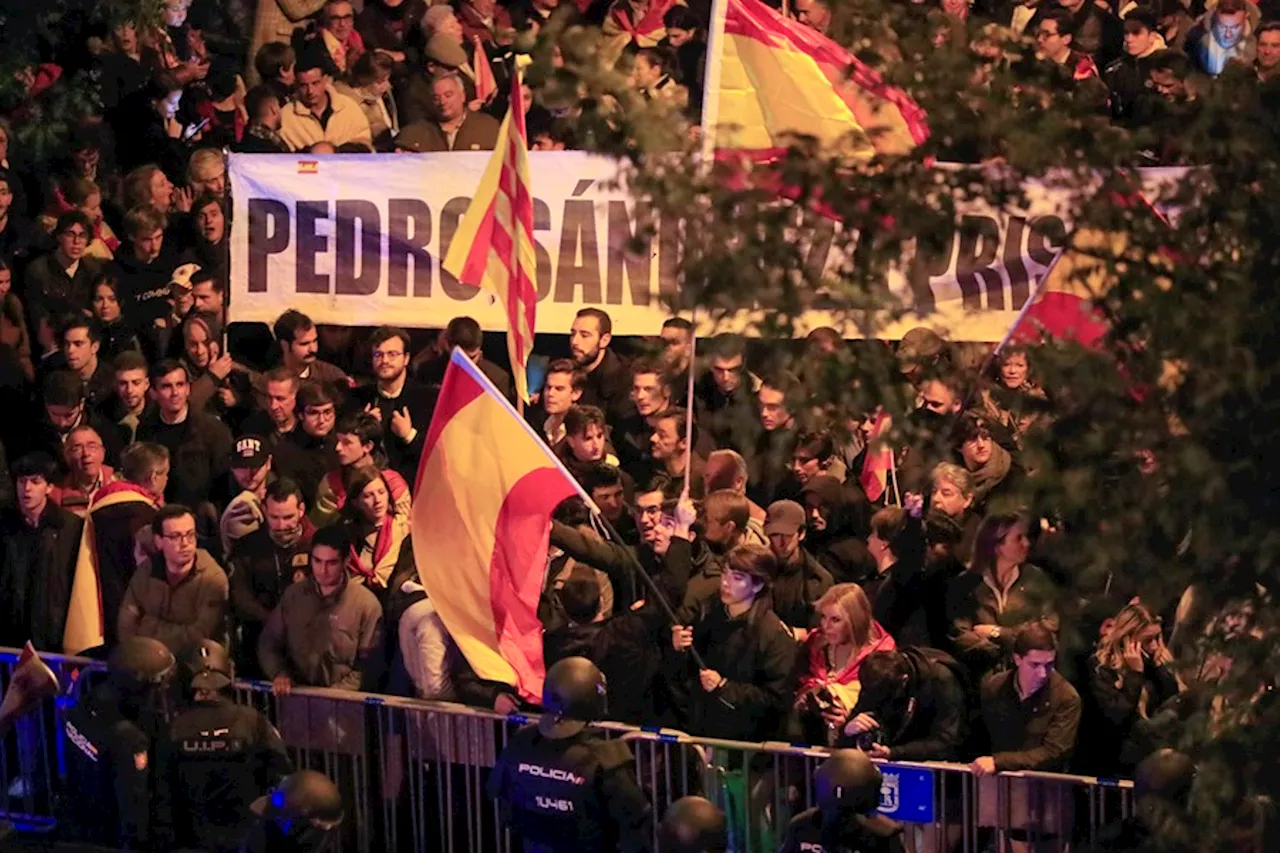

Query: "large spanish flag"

xmin=442 ymin=64 xmax=538 ymax=403
xmin=709 ymin=0 xmax=928 ymax=159
xmin=412 ymin=349 xmax=586 ymax=703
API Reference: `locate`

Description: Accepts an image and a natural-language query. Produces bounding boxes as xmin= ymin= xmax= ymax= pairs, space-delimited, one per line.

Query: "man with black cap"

xmin=764 ymin=498 xmax=834 ymax=641
xmin=154 ymin=639 xmax=292 ymax=852
xmin=487 ymin=656 xmax=653 ymax=853
xmin=240 ymin=769 xmax=345 ymax=853
xmin=60 ymin=637 xmax=176 ymax=850
xmin=659 ymin=796 xmax=727 ymax=853
xmin=780 ymin=748 xmax=904 ymax=853
xmin=220 ymin=434 xmax=273 ymax=559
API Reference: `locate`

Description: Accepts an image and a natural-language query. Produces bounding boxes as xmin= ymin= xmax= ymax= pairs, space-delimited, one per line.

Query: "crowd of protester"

xmin=0 ymin=0 xmax=1272 ymax=806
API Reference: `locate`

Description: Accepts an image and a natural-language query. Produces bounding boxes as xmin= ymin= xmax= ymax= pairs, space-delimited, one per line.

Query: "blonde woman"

xmin=1082 ymin=600 xmax=1183 ymax=775
xmin=794 ymin=583 xmax=896 ymax=745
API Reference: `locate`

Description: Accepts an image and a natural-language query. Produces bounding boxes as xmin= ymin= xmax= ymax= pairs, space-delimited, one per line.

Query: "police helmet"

xmin=659 ymin=796 xmax=727 ymax=853
xmin=251 ymin=769 xmax=344 ymax=829
xmin=815 ymin=749 xmax=882 ymax=815
xmin=181 ymin=639 xmax=235 ymax=691
xmin=1134 ymin=748 xmax=1196 ymax=806
xmin=107 ymin=637 xmax=176 ymax=695
xmin=539 ymin=657 xmax=606 ymax=739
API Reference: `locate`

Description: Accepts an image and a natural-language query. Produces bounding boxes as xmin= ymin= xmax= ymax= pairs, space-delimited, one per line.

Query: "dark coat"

xmin=1077 ymin=659 xmax=1182 ymax=776
xmin=89 ymin=485 xmax=159 ymax=648
xmin=394 ymin=112 xmax=502 ymax=152
xmin=842 ymin=646 xmax=969 ymax=762
xmin=693 ymin=370 xmax=759 ymax=453
xmin=980 ymin=669 xmax=1081 ymax=772
xmin=22 ymin=251 xmax=103 ymax=322
xmin=769 ymin=548 xmax=834 ymax=633
xmin=136 ymin=407 xmax=234 ymax=509
xmin=347 ymin=379 xmax=437 ymax=488
xmin=579 ymin=348 xmax=633 ymax=425
xmin=672 ymin=596 xmax=798 ymax=741
xmin=946 ymin=563 xmax=1058 ymax=677
xmin=0 ymin=503 xmax=83 ymax=650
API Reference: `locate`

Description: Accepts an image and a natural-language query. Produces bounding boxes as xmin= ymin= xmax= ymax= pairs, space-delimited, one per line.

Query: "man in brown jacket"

xmin=257 ymin=525 xmax=384 ymax=693
xmin=394 ymin=74 xmax=500 ymax=152
xmin=118 ymin=504 xmax=230 ymax=653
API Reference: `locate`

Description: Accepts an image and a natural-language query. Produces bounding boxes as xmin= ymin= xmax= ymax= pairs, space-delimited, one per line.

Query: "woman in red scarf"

xmin=343 ymin=464 xmax=411 ymax=593
xmin=794 ymin=582 xmax=896 ymax=745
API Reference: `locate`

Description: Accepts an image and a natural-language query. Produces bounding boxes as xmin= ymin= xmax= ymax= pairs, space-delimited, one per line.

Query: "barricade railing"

xmin=0 ymin=648 xmax=1131 ymax=852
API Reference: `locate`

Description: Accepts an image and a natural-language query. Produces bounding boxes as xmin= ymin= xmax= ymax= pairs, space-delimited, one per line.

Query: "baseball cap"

xmin=897 ymin=327 xmax=944 ymax=363
xmin=764 ymin=500 xmax=806 ymax=536
xmin=231 ymin=435 xmax=270 ymax=468
xmin=169 ymin=262 xmax=201 ymax=291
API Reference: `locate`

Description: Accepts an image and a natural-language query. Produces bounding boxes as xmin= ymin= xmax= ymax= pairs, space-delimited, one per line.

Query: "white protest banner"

xmin=229 ymin=153 xmax=1186 ymax=341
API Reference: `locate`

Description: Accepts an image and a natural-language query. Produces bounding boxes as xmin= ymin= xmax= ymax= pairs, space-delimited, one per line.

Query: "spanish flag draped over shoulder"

xmin=710 ymin=0 xmax=929 ymax=159
xmin=859 ymin=409 xmax=894 ymax=504
xmin=442 ymin=63 xmax=537 ymax=404
xmin=412 ymin=349 xmax=586 ymax=703
xmin=64 ymin=481 xmax=159 ymax=654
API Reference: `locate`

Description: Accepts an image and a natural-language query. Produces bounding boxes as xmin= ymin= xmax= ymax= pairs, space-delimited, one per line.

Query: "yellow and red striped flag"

xmin=707 ymin=0 xmax=928 ymax=160
xmin=472 ymin=37 xmax=498 ymax=105
xmin=859 ymin=409 xmax=895 ymax=503
xmin=442 ymin=64 xmax=537 ymax=403
xmin=412 ymin=349 xmax=589 ymax=703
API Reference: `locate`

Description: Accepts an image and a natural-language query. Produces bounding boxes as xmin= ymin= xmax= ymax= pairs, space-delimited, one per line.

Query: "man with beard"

xmin=694 ymin=333 xmax=759 ymax=453
xmin=111 ymin=350 xmax=152 ymax=442
xmin=230 ymin=478 xmax=316 ymax=677
xmin=929 ymin=462 xmax=980 ymax=561
xmin=569 ymin=307 xmax=631 ymax=423
xmin=659 ymin=317 xmax=694 ymax=408
xmin=764 ymin=499 xmax=834 ymax=640
xmin=351 ymin=325 xmax=436 ymax=484
xmin=800 ymin=474 xmax=873 ymax=584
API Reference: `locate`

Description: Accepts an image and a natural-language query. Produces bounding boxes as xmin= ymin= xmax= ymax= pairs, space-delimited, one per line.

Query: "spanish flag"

xmin=442 ymin=63 xmax=538 ymax=403
xmin=412 ymin=349 xmax=587 ymax=703
xmin=859 ymin=409 xmax=895 ymax=504
xmin=708 ymin=0 xmax=928 ymax=159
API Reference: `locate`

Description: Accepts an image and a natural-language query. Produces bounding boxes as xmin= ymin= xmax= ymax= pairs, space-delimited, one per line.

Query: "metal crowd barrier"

xmin=1 ymin=648 xmax=1132 ymax=852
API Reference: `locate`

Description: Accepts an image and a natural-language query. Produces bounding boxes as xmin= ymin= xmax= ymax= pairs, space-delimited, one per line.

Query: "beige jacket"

xmin=258 ymin=574 xmax=384 ymax=690
xmin=280 ymin=87 xmax=375 ymax=151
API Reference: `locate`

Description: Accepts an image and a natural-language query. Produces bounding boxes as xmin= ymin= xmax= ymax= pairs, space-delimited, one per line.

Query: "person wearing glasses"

xmin=349 ymin=325 xmax=436 ymax=487
xmin=119 ymin=503 xmax=230 ymax=654
xmin=23 ymin=210 xmax=103 ymax=324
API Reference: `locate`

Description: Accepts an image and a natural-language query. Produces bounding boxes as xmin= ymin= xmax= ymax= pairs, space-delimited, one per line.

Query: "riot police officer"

xmin=487 ymin=656 xmax=653 ymax=853
xmin=780 ymin=749 xmax=905 ymax=853
xmin=659 ymin=796 xmax=727 ymax=853
xmin=60 ymin=636 xmax=176 ymax=850
xmin=240 ymin=769 xmax=345 ymax=853
xmin=154 ymin=639 xmax=293 ymax=852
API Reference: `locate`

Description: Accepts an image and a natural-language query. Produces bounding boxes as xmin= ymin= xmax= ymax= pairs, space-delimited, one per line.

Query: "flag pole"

xmin=699 ymin=0 xmax=729 ymax=163
xmin=680 ymin=311 xmax=696 ymax=501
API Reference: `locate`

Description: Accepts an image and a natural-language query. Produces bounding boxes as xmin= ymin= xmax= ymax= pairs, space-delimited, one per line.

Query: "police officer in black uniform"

xmin=780 ymin=749 xmax=905 ymax=853
xmin=240 ymin=769 xmax=345 ymax=853
xmin=154 ymin=639 xmax=293 ymax=852
xmin=487 ymin=656 xmax=653 ymax=853
xmin=60 ymin=636 xmax=176 ymax=850
xmin=659 ymin=796 xmax=727 ymax=853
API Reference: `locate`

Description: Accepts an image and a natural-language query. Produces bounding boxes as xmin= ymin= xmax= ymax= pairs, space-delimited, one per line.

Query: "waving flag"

xmin=859 ymin=409 xmax=895 ymax=503
xmin=442 ymin=64 xmax=537 ymax=403
xmin=472 ymin=37 xmax=498 ymax=104
xmin=412 ymin=349 xmax=588 ymax=703
xmin=705 ymin=0 xmax=928 ymax=160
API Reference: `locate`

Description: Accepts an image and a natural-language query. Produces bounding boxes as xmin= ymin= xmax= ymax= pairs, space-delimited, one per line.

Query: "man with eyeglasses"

xmin=23 ymin=210 xmax=102 ymax=323
xmin=52 ymin=424 xmax=115 ymax=517
xmin=119 ymin=503 xmax=230 ymax=654
xmin=350 ymin=325 xmax=436 ymax=486
xmin=272 ymin=380 xmax=339 ymax=502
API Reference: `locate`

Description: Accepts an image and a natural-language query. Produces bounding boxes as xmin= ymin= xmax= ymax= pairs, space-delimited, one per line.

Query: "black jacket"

xmin=578 ymin=348 xmax=632 ymax=424
xmin=111 ymin=249 xmax=181 ymax=341
xmin=842 ymin=646 xmax=969 ymax=762
xmin=1077 ymin=659 xmax=1181 ymax=776
xmin=22 ymin=251 xmax=102 ymax=322
xmin=693 ymin=370 xmax=759 ymax=453
xmin=347 ymin=379 xmax=436 ymax=487
xmin=549 ymin=520 xmax=691 ymax=613
xmin=672 ymin=596 xmax=798 ymax=741
xmin=780 ymin=807 xmax=905 ymax=853
xmin=0 ymin=503 xmax=83 ymax=651
xmin=770 ymin=548 xmax=834 ymax=633
xmin=229 ymin=523 xmax=315 ymax=675
xmin=136 ymin=407 xmax=234 ymax=509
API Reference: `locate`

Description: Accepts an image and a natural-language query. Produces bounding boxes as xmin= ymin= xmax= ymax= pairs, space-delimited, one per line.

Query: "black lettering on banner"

xmin=954 ymin=214 xmax=1002 ymax=310
xmin=533 ymin=199 xmax=553 ymax=301
xmin=555 ymin=199 xmax=602 ymax=303
xmin=606 ymin=200 xmax=653 ymax=306
xmin=247 ymin=199 xmax=291 ymax=293
xmin=1003 ymin=215 xmax=1031 ymax=309
xmin=387 ymin=199 xmax=433 ymax=297
xmin=439 ymin=197 xmax=477 ymax=301
xmin=1028 ymin=215 xmax=1066 ymax=269
xmin=296 ymin=200 xmax=331 ymax=294
xmin=335 ymin=200 xmax=381 ymax=296
xmin=658 ymin=215 xmax=681 ymax=298
xmin=907 ymin=220 xmax=955 ymax=315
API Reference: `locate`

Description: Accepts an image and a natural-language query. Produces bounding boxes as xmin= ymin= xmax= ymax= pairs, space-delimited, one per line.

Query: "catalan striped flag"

xmin=412 ymin=349 xmax=588 ymax=703
xmin=859 ymin=409 xmax=895 ymax=504
xmin=707 ymin=0 xmax=928 ymax=160
xmin=442 ymin=64 xmax=537 ymax=403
